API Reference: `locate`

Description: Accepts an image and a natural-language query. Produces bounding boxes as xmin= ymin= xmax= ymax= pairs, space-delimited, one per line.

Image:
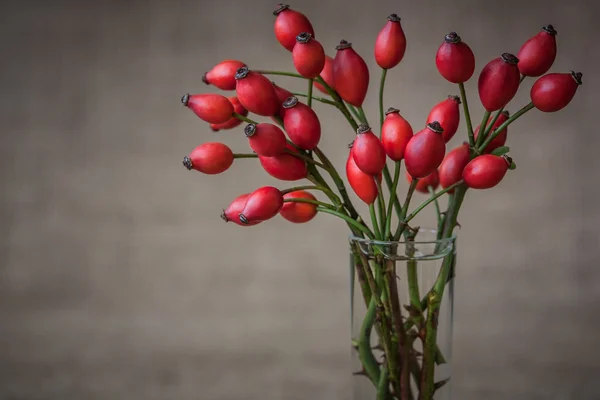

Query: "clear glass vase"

xmin=349 ymin=229 xmax=457 ymax=400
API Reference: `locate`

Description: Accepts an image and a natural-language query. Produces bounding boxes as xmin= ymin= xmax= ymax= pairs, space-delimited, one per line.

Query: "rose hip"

xmin=235 ymin=67 xmax=280 ymax=116
xmin=478 ymin=53 xmax=521 ymax=112
xmin=221 ymin=193 xmax=260 ymax=226
xmin=374 ymin=14 xmax=407 ymax=69
xmin=280 ymin=191 xmax=318 ymax=223
xmin=530 ymin=71 xmax=583 ymax=112
xmin=182 ymin=142 xmax=234 ymax=175
xmin=203 ymin=60 xmax=246 ymax=91
xmin=463 ymin=154 xmax=511 ymax=189
xmin=435 ymin=32 xmax=475 ymax=83
xmin=282 ymin=96 xmax=321 ymax=150
xmin=181 ymin=93 xmax=234 ymax=124
xmin=333 ymin=40 xmax=370 ymax=107
xmin=272 ymin=82 xmax=293 ymax=104
xmin=517 ymin=25 xmax=557 ymax=77
xmin=293 ymin=32 xmax=326 ymax=79
xmin=244 ymin=123 xmax=287 ymax=157
xmin=239 ymin=186 xmax=284 ymax=224
xmin=381 ymin=108 xmax=413 ymax=161
xmin=473 ymin=111 xmax=510 ymax=153
xmin=346 ymin=152 xmax=381 ymax=204
xmin=404 ymin=121 xmax=446 ymax=178
xmin=313 ymin=56 xmax=335 ymax=94
xmin=273 ymin=4 xmax=315 ymax=52
xmin=406 ymin=170 xmax=439 ymax=194
xmin=259 ymin=143 xmax=308 ymax=181
xmin=209 ymin=96 xmax=248 ymax=132
xmin=438 ymin=143 xmax=470 ymax=192
xmin=426 ymin=95 xmax=461 ymax=143
xmin=351 ymin=124 xmax=387 ymax=175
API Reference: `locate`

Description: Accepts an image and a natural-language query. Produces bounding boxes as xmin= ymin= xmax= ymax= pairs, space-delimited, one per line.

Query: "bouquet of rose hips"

xmin=179 ymin=4 xmax=582 ymax=399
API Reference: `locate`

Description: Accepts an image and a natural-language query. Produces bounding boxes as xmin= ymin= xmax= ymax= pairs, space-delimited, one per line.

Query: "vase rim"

xmin=349 ymin=228 xmax=456 ymax=245
xmin=349 ymin=229 xmax=456 ymax=260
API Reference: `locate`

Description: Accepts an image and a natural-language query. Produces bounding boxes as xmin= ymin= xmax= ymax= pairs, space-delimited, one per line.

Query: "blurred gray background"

xmin=1 ymin=0 xmax=599 ymax=399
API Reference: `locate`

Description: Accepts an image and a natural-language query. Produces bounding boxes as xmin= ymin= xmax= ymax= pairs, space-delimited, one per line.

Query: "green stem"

xmin=404 ymin=181 xmax=463 ymax=224
xmin=407 ymin=259 xmax=422 ymax=331
xmin=284 ymin=149 xmax=326 ymax=169
xmin=384 ymin=162 xmax=401 ymax=240
xmin=283 ymin=197 xmax=335 ymax=209
xmin=428 ymin=187 xmax=442 ymax=228
xmin=379 ymin=68 xmax=388 ymax=129
xmin=316 ymin=206 xmax=375 ymax=239
xmin=293 ymin=92 xmax=337 ymax=106
xmin=457 ymin=83 xmax=474 ymax=147
xmin=346 ymin=102 xmax=363 ymax=121
xmin=377 ymin=365 xmax=390 ymax=400
xmin=474 ymin=110 xmax=491 ymax=148
xmin=307 ymin=78 xmax=314 ymax=108
xmin=393 ymin=180 xmax=418 ymax=241
xmin=369 ymin=203 xmax=382 ymax=240
xmin=233 ymin=112 xmax=258 ymax=124
xmin=314 ymin=76 xmax=359 ymax=131
xmin=357 ymin=106 xmax=369 ymax=125
xmin=478 ymin=102 xmax=534 ymax=153
xmin=280 ymin=184 xmax=340 ymax=203
xmin=376 ymin=180 xmax=387 ymax=239
xmin=482 ymin=108 xmax=503 ymax=139
xmin=254 ymin=70 xmax=305 ymax=79
xmin=232 ymin=153 xmax=258 ymax=159
xmin=359 ymin=298 xmax=381 ymax=385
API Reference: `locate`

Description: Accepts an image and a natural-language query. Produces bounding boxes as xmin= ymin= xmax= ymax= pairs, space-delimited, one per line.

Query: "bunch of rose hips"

xmin=180 ymin=3 xmax=582 ymax=240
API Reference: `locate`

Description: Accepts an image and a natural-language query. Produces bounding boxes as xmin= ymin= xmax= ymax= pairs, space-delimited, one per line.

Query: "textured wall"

xmin=1 ymin=0 xmax=599 ymax=399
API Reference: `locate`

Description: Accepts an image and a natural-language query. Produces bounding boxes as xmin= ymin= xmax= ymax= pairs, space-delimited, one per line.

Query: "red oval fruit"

xmin=439 ymin=143 xmax=470 ymax=192
xmin=351 ymin=124 xmax=387 ymax=175
xmin=313 ymin=55 xmax=335 ymax=94
xmin=473 ymin=111 xmax=510 ymax=153
xmin=209 ymin=96 xmax=248 ymax=132
xmin=426 ymin=95 xmax=461 ymax=143
xmin=517 ymin=25 xmax=557 ymax=77
xmin=374 ymin=14 xmax=407 ymax=69
xmin=272 ymin=82 xmax=293 ymax=104
xmin=406 ymin=170 xmax=439 ymax=194
xmin=280 ymin=191 xmax=318 ymax=223
xmin=244 ymin=123 xmax=287 ymax=157
xmin=333 ymin=40 xmax=370 ymax=107
xmin=221 ymin=193 xmax=260 ymax=226
xmin=381 ymin=108 xmax=413 ymax=161
xmin=292 ymin=32 xmax=326 ymax=78
xmin=282 ymin=96 xmax=321 ymax=150
xmin=239 ymin=186 xmax=284 ymax=224
xmin=202 ymin=60 xmax=246 ymax=91
xmin=182 ymin=142 xmax=233 ymax=174
xmin=181 ymin=93 xmax=234 ymax=124
xmin=273 ymin=4 xmax=315 ymax=52
xmin=463 ymin=154 xmax=511 ymax=189
xmin=235 ymin=67 xmax=279 ymax=116
xmin=531 ymin=71 xmax=583 ymax=112
xmin=259 ymin=143 xmax=308 ymax=181
xmin=435 ymin=32 xmax=475 ymax=84
xmin=346 ymin=152 xmax=381 ymax=204
xmin=478 ymin=53 xmax=521 ymax=112
xmin=404 ymin=122 xmax=446 ymax=178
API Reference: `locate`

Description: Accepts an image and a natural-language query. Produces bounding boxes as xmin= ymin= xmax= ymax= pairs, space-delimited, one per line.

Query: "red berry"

xmin=244 ymin=123 xmax=287 ymax=157
xmin=473 ymin=111 xmax=510 ymax=153
xmin=221 ymin=193 xmax=260 ymax=226
xmin=426 ymin=95 xmax=461 ymax=143
xmin=439 ymin=143 xmax=470 ymax=192
xmin=239 ymin=186 xmax=284 ymax=224
xmin=282 ymin=96 xmax=321 ymax=150
xmin=351 ymin=125 xmax=387 ymax=175
xmin=435 ymin=32 xmax=475 ymax=83
xmin=202 ymin=60 xmax=246 ymax=91
xmin=313 ymin=56 xmax=335 ymax=94
xmin=182 ymin=142 xmax=233 ymax=174
xmin=181 ymin=93 xmax=233 ymax=124
xmin=292 ymin=32 xmax=326 ymax=79
xmin=346 ymin=152 xmax=381 ymax=204
xmin=478 ymin=53 xmax=521 ymax=112
xmin=374 ymin=14 xmax=407 ymax=69
xmin=531 ymin=71 xmax=583 ymax=112
xmin=273 ymin=4 xmax=315 ymax=52
xmin=381 ymin=108 xmax=413 ymax=161
xmin=259 ymin=143 xmax=308 ymax=181
xmin=404 ymin=122 xmax=446 ymax=178
xmin=463 ymin=154 xmax=511 ymax=189
xmin=280 ymin=191 xmax=318 ymax=223
xmin=235 ymin=67 xmax=279 ymax=116
xmin=517 ymin=25 xmax=557 ymax=77
xmin=272 ymin=82 xmax=293 ymax=104
xmin=406 ymin=170 xmax=439 ymax=194
xmin=333 ymin=40 xmax=370 ymax=107
xmin=209 ymin=96 xmax=248 ymax=132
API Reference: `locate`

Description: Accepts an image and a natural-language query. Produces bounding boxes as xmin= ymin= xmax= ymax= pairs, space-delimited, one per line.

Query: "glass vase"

xmin=349 ymin=229 xmax=457 ymax=400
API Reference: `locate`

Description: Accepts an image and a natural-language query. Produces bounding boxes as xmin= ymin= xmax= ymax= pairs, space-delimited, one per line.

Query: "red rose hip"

xmin=244 ymin=123 xmax=287 ymax=157
xmin=203 ymin=60 xmax=246 ymax=90
xmin=333 ymin=40 xmax=370 ymax=107
xmin=282 ymin=96 xmax=321 ymax=150
xmin=209 ymin=96 xmax=248 ymax=132
xmin=435 ymin=32 xmax=475 ymax=83
xmin=182 ymin=142 xmax=234 ymax=175
xmin=406 ymin=170 xmax=439 ymax=194
xmin=273 ymin=4 xmax=315 ymax=52
xmin=374 ymin=14 xmax=407 ymax=69
xmin=351 ymin=124 xmax=387 ymax=175
xmin=381 ymin=108 xmax=413 ymax=161
xmin=293 ymin=32 xmax=326 ymax=79
xmin=517 ymin=25 xmax=557 ymax=77
xmin=404 ymin=121 xmax=446 ymax=178
xmin=235 ymin=67 xmax=280 ymax=116
xmin=463 ymin=154 xmax=511 ymax=189
xmin=280 ymin=191 xmax=318 ymax=223
xmin=478 ymin=53 xmax=521 ymax=112
xmin=313 ymin=55 xmax=335 ymax=94
xmin=181 ymin=93 xmax=234 ymax=124
xmin=473 ymin=111 xmax=510 ymax=153
xmin=239 ymin=186 xmax=284 ymax=224
xmin=221 ymin=193 xmax=260 ymax=226
xmin=439 ymin=143 xmax=470 ymax=192
xmin=259 ymin=143 xmax=308 ymax=181
xmin=530 ymin=71 xmax=583 ymax=112
xmin=346 ymin=152 xmax=381 ymax=204
xmin=272 ymin=82 xmax=293 ymax=104
xmin=426 ymin=95 xmax=461 ymax=142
